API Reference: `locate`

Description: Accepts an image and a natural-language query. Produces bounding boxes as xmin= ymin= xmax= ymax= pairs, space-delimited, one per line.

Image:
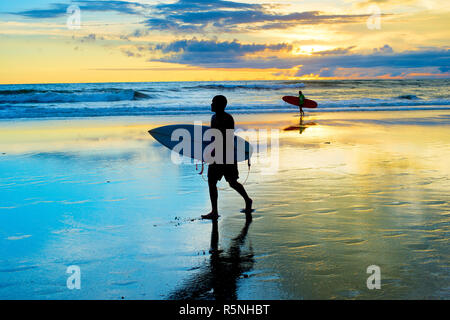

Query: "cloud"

xmin=313 ymin=46 xmax=357 ymax=55
xmin=154 ymin=0 xmax=261 ymax=12
xmin=11 ymin=1 xmax=148 ymax=19
xmin=72 ymin=33 xmax=104 ymax=42
xmin=295 ymin=48 xmax=450 ymax=77
xmin=11 ymin=3 xmax=68 ymax=18
xmin=151 ymin=38 xmax=292 ymax=66
xmin=81 ymin=33 xmax=100 ymax=41
xmin=373 ymin=44 xmax=394 ymax=54
xmin=10 ymin=0 xmax=373 ymax=34
xmin=144 ymin=0 xmax=371 ymax=33
xmin=146 ymin=38 xmax=449 ymax=77
xmin=130 ymin=29 xmax=149 ymax=38
xmin=121 ymin=49 xmax=141 ymax=57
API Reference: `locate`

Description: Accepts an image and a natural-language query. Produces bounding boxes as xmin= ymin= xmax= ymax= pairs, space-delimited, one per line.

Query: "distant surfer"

xmin=298 ymin=90 xmax=305 ymax=117
xmin=201 ymin=95 xmax=253 ymax=220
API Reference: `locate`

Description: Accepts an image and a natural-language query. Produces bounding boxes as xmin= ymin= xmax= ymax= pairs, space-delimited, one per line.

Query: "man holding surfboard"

xmin=282 ymin=91 xmax=318 ymax=117
xmin=201 ymin=95 xmax=253 ymax=220
xmin=298 ymin=90 xmax=305 ymax=117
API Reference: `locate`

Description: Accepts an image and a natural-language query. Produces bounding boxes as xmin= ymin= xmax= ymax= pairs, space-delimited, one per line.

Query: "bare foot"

xmin=201 ymin=211 xmax=219 ymax=220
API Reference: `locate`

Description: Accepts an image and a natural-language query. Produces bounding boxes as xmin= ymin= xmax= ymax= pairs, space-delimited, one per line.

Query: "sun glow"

xmin=293 ymin=45 xmax=333 ymax=56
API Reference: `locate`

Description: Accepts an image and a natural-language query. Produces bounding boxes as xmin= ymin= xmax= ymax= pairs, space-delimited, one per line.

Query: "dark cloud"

xmin=11 ymin=1 xmax=148 ymax=19
xmin=373 ymin=44 xmax=394 ymax=54
xmin=145 ymin=0 xmax=370 ymax=32
xmin=153 ymin=0 xmax=261 ymax=12
xmin=314 ymin=67 xmax=336 ymax=77
xmin=151 ymin=38 xmax=292 ymax=66
xmin=296 ymin=48 xmax=449 ymax=76
xmin=11 ymin=3 xmax=68 ymax=18
xmin=147 ymin=39 xmax=449 ymax=77
xmin=11 ymin=0 xmax=372 ymax=33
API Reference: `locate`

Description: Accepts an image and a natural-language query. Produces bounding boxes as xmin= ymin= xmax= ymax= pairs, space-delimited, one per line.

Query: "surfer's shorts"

xmin=208 ymin=163 xmax=239 ymax=183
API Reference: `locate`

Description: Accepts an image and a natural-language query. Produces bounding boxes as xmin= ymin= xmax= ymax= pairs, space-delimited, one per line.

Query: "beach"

xmin=0 ymin=109 xmax=449 ymax=299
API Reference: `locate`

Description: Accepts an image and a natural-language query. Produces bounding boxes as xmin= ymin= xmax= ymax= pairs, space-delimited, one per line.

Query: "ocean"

xmin=0 ymin=79 xmax=449 ymax=119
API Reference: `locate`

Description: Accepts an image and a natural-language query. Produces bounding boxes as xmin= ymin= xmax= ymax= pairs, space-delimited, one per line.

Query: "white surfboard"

xmin=148 ymin=124 xmax=252 ymax=163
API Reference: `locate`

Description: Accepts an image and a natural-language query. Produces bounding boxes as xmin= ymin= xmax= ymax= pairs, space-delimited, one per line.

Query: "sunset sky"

xmin=0 ymin=0 xmax=449 ymax=84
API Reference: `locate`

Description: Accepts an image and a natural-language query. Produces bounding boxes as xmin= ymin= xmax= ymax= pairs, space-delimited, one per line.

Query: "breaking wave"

xmin=0 ymin=88 xmax=153 ymax=104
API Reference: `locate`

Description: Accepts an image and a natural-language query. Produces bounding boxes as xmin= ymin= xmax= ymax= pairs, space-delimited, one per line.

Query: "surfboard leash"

xmin=196 ymin=161 xmax=205 ymax=175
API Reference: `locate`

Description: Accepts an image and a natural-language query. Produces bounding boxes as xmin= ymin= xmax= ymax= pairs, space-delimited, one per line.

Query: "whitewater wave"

xmin=0 ymin=89 xmax=153 ymax=103
xmin=311 ymin=98 xmax=449 ymax=109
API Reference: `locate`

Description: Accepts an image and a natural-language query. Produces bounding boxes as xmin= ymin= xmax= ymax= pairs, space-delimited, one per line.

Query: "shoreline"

xmin=0 ymin=107 xmax=449 ymax=124
xmin=1 ymin=105 xmax=450 ymax=124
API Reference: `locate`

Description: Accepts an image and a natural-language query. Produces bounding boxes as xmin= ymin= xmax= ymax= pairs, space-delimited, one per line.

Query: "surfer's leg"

xmin=202 ymin=176 xmax=219 ymax=220
xmin=208 ymin=178 xmax=218 ymax=213
xmin=228 ymin=180 xmax=252 ymax=213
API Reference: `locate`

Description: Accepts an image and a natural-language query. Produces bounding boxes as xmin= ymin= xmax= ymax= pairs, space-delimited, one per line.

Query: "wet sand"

xmin=0 ymin=110 xmax=449 ymax=299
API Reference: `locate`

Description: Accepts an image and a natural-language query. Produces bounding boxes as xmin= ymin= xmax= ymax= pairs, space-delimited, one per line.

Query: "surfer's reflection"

xmin=283 ymin=116 xmax=317 ymax=134
xmin=168 ymin=217 xmax=254 ymax=300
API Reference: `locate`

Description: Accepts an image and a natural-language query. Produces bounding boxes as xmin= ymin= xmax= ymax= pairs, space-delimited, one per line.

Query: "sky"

xmin=0 ymin=0 xmax=449 ymax=84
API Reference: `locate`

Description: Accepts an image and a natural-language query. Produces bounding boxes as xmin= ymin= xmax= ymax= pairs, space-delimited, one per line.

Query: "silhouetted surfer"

xmin=201 ymin=95 xmax=253 ymax=220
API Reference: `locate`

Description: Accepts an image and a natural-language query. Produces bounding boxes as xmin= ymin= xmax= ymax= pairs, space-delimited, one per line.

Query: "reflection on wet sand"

xmin=169 ymin=217 xmax=253 ymax=300
xmin=283 ymin=116 xmax=317 ymax=134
